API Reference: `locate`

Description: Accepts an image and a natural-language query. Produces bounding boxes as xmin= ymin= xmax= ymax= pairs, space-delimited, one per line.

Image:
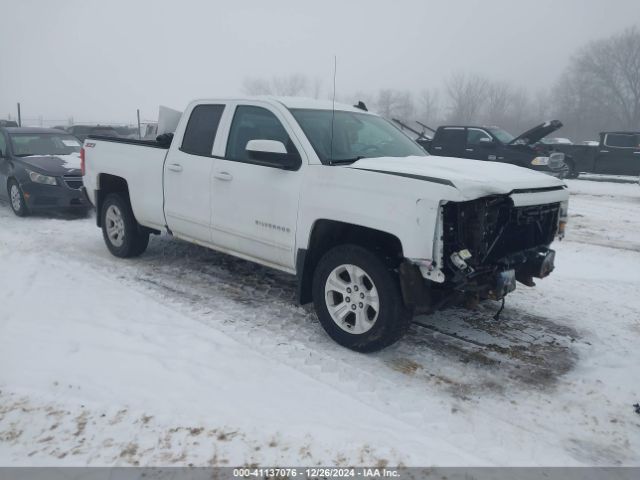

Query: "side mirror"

xmin=246 ymin=139 xmax=300 ymax=170
xmin=479 ymin=137 xmax=496 ymax=148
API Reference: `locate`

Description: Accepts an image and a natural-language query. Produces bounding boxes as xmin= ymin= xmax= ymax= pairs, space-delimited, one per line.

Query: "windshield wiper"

xmin=328 ymin=156 xmax=365 ymax=165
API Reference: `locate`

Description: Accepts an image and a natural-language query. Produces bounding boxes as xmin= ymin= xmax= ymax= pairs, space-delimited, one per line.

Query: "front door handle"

xmin=599 ymin=150 xmax=609 ymax=153
xmin=633 ymin=151 xmax=640 ymax=155
xmin=465 ymin=148 xmax=474 ymax=152
xmin=214 ymin=171 xmax=233 ymax=181
xmin=167 ymin=163 xmax=183 ymax=172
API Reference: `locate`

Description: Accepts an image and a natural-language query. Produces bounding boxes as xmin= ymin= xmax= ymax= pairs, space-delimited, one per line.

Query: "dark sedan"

xmin=0 ymin=127 xmax=90 ymax=216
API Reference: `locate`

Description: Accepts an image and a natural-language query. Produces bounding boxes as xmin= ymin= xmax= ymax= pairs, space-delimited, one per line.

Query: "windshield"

xmin=290 ymin=109 xmax=427 ymax=163
xmin=487 ymin=127 xmax=515 ymax=144
xmin=9 ymin=133 xmax=82 ymax=157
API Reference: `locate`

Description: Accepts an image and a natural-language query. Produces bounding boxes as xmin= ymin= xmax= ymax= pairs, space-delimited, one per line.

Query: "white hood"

xmin=348 ymin=155 xmax=565 ymax=200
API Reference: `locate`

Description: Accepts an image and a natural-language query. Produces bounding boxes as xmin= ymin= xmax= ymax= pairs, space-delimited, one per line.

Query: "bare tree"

xmin=419 ymin=88 xmax=440 ymax=126
xmin=242 ymin=74 xmax=310 ymax=96
xmin=558 ymin=26 xmax=640 ymax=135
xmin=311 ymin=77 xmax=324 ymax=99
xmin=483 ymin=81 xmax=513 ymax=126
xmin=242 ymin=77 xmax=273 ymax=95
xmin=445 ymin=72 xmax=489 ymax=123
xmin=374 ymin=89 xmax=415 ymax=120
xmin=272 ymin=74 xmax=308 ymax=96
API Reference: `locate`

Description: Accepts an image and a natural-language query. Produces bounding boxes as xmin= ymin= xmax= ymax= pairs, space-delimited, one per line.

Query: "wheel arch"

xmin=95 ymin=174 xmax=129 ymax=227
xmin=296 ymin=219 xmax=404 ymax=305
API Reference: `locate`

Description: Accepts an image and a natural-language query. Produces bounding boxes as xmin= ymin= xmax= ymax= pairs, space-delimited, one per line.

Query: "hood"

xmin=347 ymin=155 xmax=565 ymax=200
xmin=17 ymin=153 xmax=82 ymax=176
xmin=508 ymin=120 xmax=563 ymax=146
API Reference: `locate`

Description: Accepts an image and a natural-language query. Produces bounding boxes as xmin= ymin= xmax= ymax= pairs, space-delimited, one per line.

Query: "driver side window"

xmin=0 ymin=134 xmax=6 ymax=157
xmin=226 ymin=106 xmax=298 ymax=163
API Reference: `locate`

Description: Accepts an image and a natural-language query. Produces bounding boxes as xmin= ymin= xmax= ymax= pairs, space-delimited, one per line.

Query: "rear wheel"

xmin=8 ymin=179 xmax=29 ymax=217
xmin=565 ymin=159 xmax=579 ymax=179
xmin=101 ymin=193 xmax=149 ymax=258
xmin=312 ymin=244 xmax=412 ymax=352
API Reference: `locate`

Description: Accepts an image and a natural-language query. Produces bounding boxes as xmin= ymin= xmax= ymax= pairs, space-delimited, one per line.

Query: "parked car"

xmin=0 ymin=127 xmax=90 ymax=216
xmin=82 ymin=97 xmax=568 ymax=352
xmin=67 ymin=125 xmax=120 ymax=143
xmin=414 ymin=120 xmax=568 ymax=177
xmin=544 ymin=131 xmax=640 ymax=177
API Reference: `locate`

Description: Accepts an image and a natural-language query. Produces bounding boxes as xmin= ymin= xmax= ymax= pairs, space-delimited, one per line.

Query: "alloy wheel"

xmin=10 ymin=184 xmax=22 ymax=212
xmin=105 ymin=205 xmax=125 ymax=247
xmin=324 ymin=264 xmax=380 ymax=334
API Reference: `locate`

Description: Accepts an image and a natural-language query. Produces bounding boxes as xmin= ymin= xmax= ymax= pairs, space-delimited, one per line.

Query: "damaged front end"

xmin=401 ymin=195 xmax=562 ymax=313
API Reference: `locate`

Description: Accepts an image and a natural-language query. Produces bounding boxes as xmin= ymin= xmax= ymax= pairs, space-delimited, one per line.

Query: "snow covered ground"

xmin=0 ymin=179 xmax=639 ymax=467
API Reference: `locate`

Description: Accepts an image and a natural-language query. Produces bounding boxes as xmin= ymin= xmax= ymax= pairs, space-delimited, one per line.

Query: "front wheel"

xmin=101 ymin=193 xmax=149 ymax=258
xmin=8 ymin=179 xmax=29 ymax=217
xmin=312 ymin=244 xmax=412 ymax=352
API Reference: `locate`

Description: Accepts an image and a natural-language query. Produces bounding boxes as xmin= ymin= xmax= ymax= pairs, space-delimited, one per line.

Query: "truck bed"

xmin=83 ymin=135 xmax=170 ymax=230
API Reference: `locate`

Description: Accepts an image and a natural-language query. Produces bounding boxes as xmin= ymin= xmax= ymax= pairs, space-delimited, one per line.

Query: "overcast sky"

xmin=1 ymin=0 xmax=639 ymax=125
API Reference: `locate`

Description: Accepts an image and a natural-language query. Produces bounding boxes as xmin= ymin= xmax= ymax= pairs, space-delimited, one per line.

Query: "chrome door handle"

xmin=167 ymin=163 xmax=183 ymax=172
xmin=633 ymin=151 xmax=640 ymax=155
xmin=465 ymin=148 xmax=474 ymax=152
xmin=433 ymin=146 xmax=442 ymax=150
xmin=214 ymin=171 xmax=233 ymax=181
xmin=599 ymin=150 xmax=609 ymax=153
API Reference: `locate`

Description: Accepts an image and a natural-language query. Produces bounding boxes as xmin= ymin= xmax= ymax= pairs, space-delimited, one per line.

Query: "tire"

xmin=312 ymin=244 xmax=412 ymax=352
xmin=101 ymin=193 xmax=149 ymax=258
xmin=8 ymin=179 xmax=29 ymax=217
xmin=565 ymin=159 xmax=579 ymax=179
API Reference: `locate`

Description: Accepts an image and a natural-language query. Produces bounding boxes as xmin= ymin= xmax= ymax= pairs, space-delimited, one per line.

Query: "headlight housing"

xmin=27 ymin=169 xmax=58 ymax=186
xmin=531 ymin=156 xmax=550 ymax=166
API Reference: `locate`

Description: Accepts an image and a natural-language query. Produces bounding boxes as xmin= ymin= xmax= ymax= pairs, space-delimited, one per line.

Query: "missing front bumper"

xmin=489 ymin=269 xmax=516 ymax=300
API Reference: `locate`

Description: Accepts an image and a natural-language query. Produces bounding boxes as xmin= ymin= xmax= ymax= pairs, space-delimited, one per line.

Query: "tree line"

xmin=243 ymin=26 xmax=640 ymax=142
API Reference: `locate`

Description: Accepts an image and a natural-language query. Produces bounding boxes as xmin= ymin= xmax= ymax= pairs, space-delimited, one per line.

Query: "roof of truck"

xmin=601 ymin=131 xmax=640 ymax=135
xmin=272 ymin=96 xmax=367 ymax=112
xmin=190 ymin=96 xmax=369 ymax=113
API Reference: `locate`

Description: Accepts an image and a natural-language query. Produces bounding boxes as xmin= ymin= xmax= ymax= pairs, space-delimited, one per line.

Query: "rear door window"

xmin=181 ymin=104 xmax=226 ymax=156
xmin=435 ymin=128 xmax=465 ymax=146
xmin=605 ymin=133 xmax=637 ymax=148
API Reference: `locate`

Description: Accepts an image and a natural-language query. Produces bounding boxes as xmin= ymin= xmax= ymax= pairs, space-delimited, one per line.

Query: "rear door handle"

xmin=465 ymin=148 xmax=474 ymax=152
xmin=167 ymin=163 xmax=183 ymax=172
xmin=599 ymin=150 xmax=609 ymax=153
xmin=214 ymin=171 xmax=233 ymax=181
xmin=433 ymin=146 xmax=442 ymax=150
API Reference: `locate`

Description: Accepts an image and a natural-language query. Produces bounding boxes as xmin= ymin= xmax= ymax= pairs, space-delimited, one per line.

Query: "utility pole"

xmin=17 ymin=103 xmax=21 ymax=127
xmin=137 ymin=109 xmax=142 ymax=139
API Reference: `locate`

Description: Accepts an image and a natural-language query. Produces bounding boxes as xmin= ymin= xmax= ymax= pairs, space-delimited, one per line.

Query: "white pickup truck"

xmin=82 ymin=97 xmax=569 ymax=352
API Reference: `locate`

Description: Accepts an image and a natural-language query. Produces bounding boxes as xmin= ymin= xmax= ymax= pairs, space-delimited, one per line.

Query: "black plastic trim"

xmin=354 ymin=168 xmax=455 ymax=187
xmin=87 ymin=135 xmax=170 ymax=149
xmin=295 ymin=248 xmax=309 ymax=305
xmin=510 ymin=186 xmax=566 ymax=194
